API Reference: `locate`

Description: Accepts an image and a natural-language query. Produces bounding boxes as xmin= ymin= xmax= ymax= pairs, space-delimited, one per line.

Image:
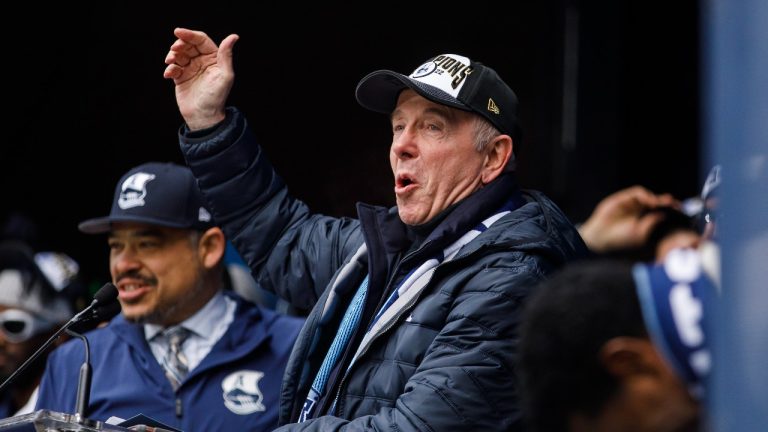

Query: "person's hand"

xmin=579 ymin=185 xmax=679 ymax=253
xmin=163 ymin=28 xmax=239 ymax=131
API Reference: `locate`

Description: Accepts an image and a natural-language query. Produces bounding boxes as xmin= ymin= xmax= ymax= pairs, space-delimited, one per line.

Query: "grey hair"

xmin=472 ymin=116 xmax=501 ymax=152
xmin=471 ymin=115 xmax=516 ymax=168
xmin=187 ymin=230 xmax=203 ymax=246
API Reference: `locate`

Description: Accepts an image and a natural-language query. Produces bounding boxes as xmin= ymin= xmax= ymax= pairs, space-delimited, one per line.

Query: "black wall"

xmin=2 ymin=1 xmax=700 ymax=287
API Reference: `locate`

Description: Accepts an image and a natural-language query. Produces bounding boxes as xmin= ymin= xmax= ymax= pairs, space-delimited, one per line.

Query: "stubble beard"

xmin=127 ymin=268 xmax=208 ymax=326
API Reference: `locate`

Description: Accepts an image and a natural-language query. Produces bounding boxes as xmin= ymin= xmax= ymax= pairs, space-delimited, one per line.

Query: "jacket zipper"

xmin=331 ymin=229 xmax=520 ymax=416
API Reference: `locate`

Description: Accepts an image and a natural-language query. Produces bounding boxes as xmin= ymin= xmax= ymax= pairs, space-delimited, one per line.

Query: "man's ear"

xmin=198 ymin=227 xmax=226 ymax=269
xmin=599 ymin=336 xmax=664 ymax=378
xmin=481 ymin=135 xmax=513 ymax=184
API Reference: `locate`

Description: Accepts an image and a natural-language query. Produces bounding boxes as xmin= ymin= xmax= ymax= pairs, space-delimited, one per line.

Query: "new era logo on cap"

xmin=355 ymin=53 xmax=521 ymax=146
xmin=78 ymin=162 xmax=215 ymax=234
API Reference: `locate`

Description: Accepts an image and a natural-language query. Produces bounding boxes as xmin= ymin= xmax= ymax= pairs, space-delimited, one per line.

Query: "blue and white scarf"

xmin=299 ymin=199 xmax=520 ymax=422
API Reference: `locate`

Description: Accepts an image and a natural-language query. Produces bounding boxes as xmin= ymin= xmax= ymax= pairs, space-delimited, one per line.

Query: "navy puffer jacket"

xmin=180 ymin=108 xmax=589 ymax=431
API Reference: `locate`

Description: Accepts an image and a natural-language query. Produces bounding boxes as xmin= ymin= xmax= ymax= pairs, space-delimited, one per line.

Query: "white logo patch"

xmin=409 ymin=54 xmax=474 ymax=97
xmin=221 ymin=370 xmax=266 ymax=415
xmin=198 ymin=207 xmax=211 ymax=222
xmin=118 ymin=172 xmax=156 ymax=209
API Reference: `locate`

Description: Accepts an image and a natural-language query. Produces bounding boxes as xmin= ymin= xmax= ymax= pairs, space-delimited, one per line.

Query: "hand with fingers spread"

xmin=579 ymin=185 xmax=680 ymax=253
xmin=163 ymin=28 xmax=239 ymax=131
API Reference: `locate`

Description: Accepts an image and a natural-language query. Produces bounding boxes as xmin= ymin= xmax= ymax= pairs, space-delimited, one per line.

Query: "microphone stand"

xmin=64 ymin=328 xmax=92 ymax=422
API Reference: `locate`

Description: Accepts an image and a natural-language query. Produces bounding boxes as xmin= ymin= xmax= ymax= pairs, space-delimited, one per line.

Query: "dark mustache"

xmin=115 ymin=270 xmax=158 ymax=286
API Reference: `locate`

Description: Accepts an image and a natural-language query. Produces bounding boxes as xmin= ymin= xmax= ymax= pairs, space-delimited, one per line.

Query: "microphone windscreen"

xmin=93 ymin=282 xmax=118 ymax=305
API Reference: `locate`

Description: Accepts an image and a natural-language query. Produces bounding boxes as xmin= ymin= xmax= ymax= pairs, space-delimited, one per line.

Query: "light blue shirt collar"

xmin=145 ymin=290 xmax=227 ymax=341
xmin=145 ymin=290 xmax=235 ymax=373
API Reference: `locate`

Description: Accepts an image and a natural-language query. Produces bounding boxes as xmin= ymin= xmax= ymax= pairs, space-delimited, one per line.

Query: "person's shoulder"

xmin=519 ymin=189 xmax=568 ymax=215
xmin=273 ymin=310 xmax=305 ymax=330
xmin=257 ymin=303 xmax=305 ymax=329
xmin=229 ymin=300 xmax=304 ymax=354
xmin=475 ymin=191 xmax=587 ymax=268
xmin=501 ymin=189 xmax=579 ymax=234
xmin=487 ymin=191 xmax=553 ymax=236
xmin=228 ymin=291 xmax=305 ymax=327
xmin=225 ymin=289 xmax=262 ymax=314
xmin=48 ymin=324 xmax=111 ymax=363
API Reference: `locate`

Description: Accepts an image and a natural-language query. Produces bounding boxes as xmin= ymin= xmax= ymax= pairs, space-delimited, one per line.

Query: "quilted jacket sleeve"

xmin=179 ymin=108 xmax=363 ymax=311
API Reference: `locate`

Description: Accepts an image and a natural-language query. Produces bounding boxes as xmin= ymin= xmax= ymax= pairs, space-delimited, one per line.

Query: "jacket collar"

xmin=357 ymin=172 xmax=521 ymax=262
xmin=108 ymin=292 xmax=270 ymax=371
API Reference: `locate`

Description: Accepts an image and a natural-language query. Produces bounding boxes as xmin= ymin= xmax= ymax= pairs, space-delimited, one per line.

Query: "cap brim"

xmin=355 ymin=70 xmax=471 ymax=114
xmin=78 ymin=215 xmax=192 ymax=234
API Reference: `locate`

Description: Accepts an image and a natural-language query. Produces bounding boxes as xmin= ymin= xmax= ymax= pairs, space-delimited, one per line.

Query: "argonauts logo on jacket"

xmin=221 ymin=370 xmax=266 ymax=415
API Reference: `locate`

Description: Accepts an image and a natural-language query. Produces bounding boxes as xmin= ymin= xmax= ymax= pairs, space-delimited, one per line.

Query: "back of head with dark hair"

xmin=518 ymin=259 xmax=648 ymax=432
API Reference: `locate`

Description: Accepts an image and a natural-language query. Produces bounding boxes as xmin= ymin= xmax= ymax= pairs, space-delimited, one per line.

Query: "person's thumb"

xmin=218 ymin=34 xmax=240 ymax=72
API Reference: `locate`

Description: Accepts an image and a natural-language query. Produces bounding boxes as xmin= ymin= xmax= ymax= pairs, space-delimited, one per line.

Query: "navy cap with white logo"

xmin=355 ymin=54 xmax=522 ymax=146
xmin=78 ymin=162 xmax=214 ymax=234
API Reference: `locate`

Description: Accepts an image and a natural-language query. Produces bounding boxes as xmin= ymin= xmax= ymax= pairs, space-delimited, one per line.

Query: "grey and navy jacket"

xmin=35 ymin=292 xmax=304 ymax=431
xmin=179 ymin=108 xmax=589 ymax=431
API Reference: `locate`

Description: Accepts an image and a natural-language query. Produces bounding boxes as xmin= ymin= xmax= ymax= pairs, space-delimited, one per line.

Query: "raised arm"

xmin=163 ymin=27 xmax=239 ymax=130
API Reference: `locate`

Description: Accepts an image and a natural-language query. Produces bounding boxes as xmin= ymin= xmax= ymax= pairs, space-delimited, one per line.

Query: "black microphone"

xmin=71 ymin=282 xmax=119 ymax=324
xmin=0 ymin=283 xmax=120 ymax=399
xmin=69 ymin=283 xmax=122 ymax=334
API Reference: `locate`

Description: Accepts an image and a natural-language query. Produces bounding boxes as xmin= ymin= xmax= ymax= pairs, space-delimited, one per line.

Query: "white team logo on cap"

xmin=411 ymin=61 xmax=438 ymax=78
xmin=118 ymin=172 xmax=156 ymax=209
xmin=409 ymin=54 xmax=474 ymax=97
xmin=221 ymin=370 xmax=266 ymax=415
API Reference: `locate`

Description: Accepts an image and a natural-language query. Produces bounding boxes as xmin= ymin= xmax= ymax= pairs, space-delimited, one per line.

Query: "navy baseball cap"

xmin=355 ymin=54 xmax=522 ymax=145
xmin=78 ymin=162 xmax=214 ymax=234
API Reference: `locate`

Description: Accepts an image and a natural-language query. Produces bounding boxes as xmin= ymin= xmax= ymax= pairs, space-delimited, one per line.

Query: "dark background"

xmin=2 ymin=1 xmax=701 ymax=289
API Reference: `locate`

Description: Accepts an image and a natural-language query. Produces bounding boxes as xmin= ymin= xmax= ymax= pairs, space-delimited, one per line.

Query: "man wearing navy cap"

xmin=161 ymin=29 xmax=588 ymax=431
xmin=35 ymin=162 xmax=305 ymax=431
